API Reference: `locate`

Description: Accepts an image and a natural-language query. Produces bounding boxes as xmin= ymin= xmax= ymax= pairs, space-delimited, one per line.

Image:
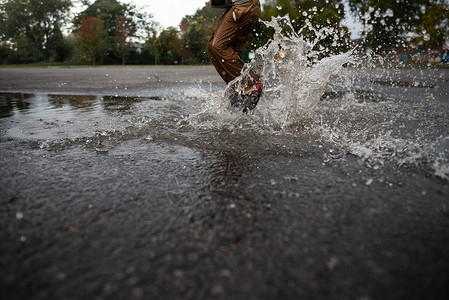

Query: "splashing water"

xmin=189 ymin=15 xmax=352 ymax=129
xmin=2 ymin=16 xmax=447 ymax=181
xmin=183 ymin=15 xmax=449 ymax=181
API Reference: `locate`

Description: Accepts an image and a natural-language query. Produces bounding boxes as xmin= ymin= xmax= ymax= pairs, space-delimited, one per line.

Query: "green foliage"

xmin=8 ymin=0 xmax=446 ymax=65
xmin=347 ymin=0 xmax=449 ymax=52
xmin=179 ymin=4 xmax=222 ymax=64
xmin=141 ymin=23 xmax=160 ymax=64
xmin=153 ymin=27 xmax=182 ymax=65
xmin=143 ymin=2 xmax=222 ymax=65
xmin=182 ymin=16 xmax=212 ymax=64
xmin=0 ymin=44 xmax=11 ymax=64
xmin=417 ymin=2 xmax=449 ymax=50
xmin=249 ymin=0 xmax=350 ymax=54
xmin=0 ymin=0 xmax=72 ymax=62
xmin=73 ymin=0 xmax=150 ymax=64
xmin=12 ymin=35 xmax=44 ymax=63
xmin=73 ymin=0 xmax=141 ymax=35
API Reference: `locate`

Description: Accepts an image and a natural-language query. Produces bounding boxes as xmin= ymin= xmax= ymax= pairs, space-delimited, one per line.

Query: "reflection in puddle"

xmin=0 ymin=86 xmax=447 ymax=181
xmin=0 ymin=92 xmax=165 ymax=119
xmin=48 ymin=94 xmax=98 ymax=111
xmin=0 ymin=92 xmax=176 ymax=151
xmin=0 ymin=92 xmax=34 ymax=118
xmin=102 ymin=95 xmax=143 ymax=112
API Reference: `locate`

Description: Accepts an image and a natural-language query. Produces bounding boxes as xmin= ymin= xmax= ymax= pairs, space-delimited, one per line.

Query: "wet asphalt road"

xmin=1 ymin=66 xmax=449 ymax=300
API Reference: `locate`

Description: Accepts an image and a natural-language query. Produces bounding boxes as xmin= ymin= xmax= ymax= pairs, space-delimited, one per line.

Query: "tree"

xmin=416 ymin=2 xmax=449 ymax=50
xmin=73 ymin=0 xmax=150 ymax=64
xmin=0 ymin=43 xmax=12 ymax=64
xmin=347 ymin=0 xmax=449 ymax=52
xmin=153 ymin=27 xmax=182 ymax=65
xmin=182 ymin=16 xmax=211 ymax=64
xmin=250 ymin=0 xmax=350 ymax=54
xmin=0 ymin=0 xmax=72 ymax=62
xmin=179 ymin=2 xmax=222 ymax=64
xmin=141 ymin=21 xmax=161 ymax=64
xmin=76 ymin=17 xmax=109 ymax=65
xmin=75 ymin=0 xmax=135 ymax=35
xmin=114 ymin=17 xmax=135 ymax=65
xmin=144 ymin=1 xmax=222 ymax=66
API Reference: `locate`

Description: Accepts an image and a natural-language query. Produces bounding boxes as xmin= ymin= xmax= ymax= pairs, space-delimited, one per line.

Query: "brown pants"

xmin=207 ymin=0 xmax=261 ymax=85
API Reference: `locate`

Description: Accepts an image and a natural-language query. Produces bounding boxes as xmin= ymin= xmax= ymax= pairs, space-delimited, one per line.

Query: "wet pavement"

xmin=1 ymin=66 xmax=449 ymax=300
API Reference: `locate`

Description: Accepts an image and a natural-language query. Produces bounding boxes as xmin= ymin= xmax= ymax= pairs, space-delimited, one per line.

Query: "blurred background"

xmin=0 ymin=0 xmax=447 ymax=66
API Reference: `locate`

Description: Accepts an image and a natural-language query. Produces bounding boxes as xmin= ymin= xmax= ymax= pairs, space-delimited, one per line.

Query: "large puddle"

xmin=1 ymin=72 xmax=448 ymax=181
xmin=1 ymin=17 xmax=448 ymax=182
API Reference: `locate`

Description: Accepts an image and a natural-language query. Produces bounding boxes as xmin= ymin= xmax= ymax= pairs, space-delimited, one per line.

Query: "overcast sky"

xmin=122 ymin=0 xmax=215 ymax=29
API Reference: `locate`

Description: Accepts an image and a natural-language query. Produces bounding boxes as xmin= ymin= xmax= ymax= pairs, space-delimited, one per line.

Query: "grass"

xmin=0 ymin=62 xmax=211 ymax=69
xmin=0 ymin=62 xmax=90 ymax=68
